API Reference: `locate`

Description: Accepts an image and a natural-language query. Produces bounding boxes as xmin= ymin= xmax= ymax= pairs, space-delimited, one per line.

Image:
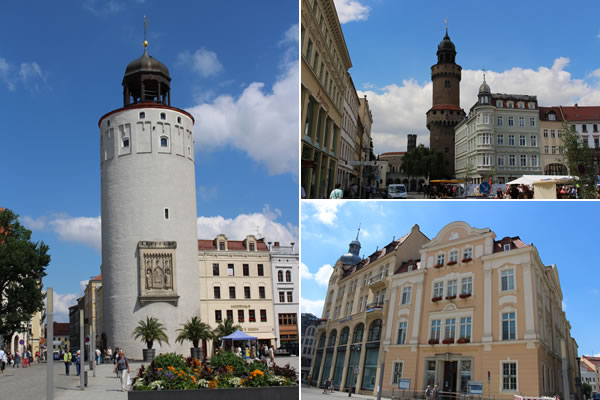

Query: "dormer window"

xmin=547 ymin=112 xmax=556 ymax=121
xmin=517 ymin=101 xmax=525 ymax=109
xmin=507 ymin=101 xmax=514 ymax=109
xmin=249 ymin=243 xmax=255 ymax=251
xmin=496 ymin=100 xmax=503 ymax=108
xmin=504 ymin=244 xmax=510 ymax=251
xmin=219 ymin=241 xmax=225 ymax=250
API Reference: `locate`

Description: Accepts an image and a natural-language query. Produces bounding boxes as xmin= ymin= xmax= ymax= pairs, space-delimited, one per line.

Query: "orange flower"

xmin=225 ymin=365 xmax=233 ymax=373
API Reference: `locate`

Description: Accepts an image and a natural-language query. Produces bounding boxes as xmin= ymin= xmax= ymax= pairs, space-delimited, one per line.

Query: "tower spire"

xmin=445 ymin=16 xmax=448 ymax=35
xmin=356 ymin=223 xmax=361 ymax=241
xmin=143 ymin=16 xmax=148 ymax=53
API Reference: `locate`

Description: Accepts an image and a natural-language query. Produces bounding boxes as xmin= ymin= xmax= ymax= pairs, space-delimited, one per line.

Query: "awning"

xmin=220 ymin=329 xmax=258 ymax=341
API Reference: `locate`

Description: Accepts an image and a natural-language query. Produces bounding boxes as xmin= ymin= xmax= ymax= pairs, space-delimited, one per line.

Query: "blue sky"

xmin=330 ymin=0 xmax=600 ymax=152
xmin=301 ymin=201 xmax=600 ymax=356
xmin=1 ymin=1 xmax=298 ymax=321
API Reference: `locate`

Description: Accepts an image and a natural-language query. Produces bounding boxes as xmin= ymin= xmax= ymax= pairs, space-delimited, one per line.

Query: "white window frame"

xmin=397 ymin=320 xmax=408 ymax=345
xmin=519 ymin=116 xmax=525 ymax=127
xmin=500 ymin=307 xmax=517 ymax=341
xmin=500 ymin=267 xmax=516 ymax=292
xmin=430 ymin=319 xmax=441 ymax=341
xmin=447 ymin=280 xmax=457 ymax=297
xmin=449 ymin=250 xmax=458 ymax=263
xmin=461 ymin=277 xmax=472 ymax=295
xmin=508 ymin=135 xmax=515 ymax=146
xmin=401 ymin=286 xmax=412 ymax=305
xmin=500 ymin=360 xmax=519 ymax=392
xmin=459 ymin=316 xmax=472 ymax=339
xmin=462 ymin=247 xmax=473 ymax=260
xmin=530 ymin=135 xmax=537 ymax=147
xmin=391 ymin=361 xmax=404 ymax=385
xmin=436 ymin=253 xmax=445 ymax=266
xmin=433 ymin=282 xmax=444 ymax=298
xmin=445 ymin=318 xmax=456 ymax=340
xmin=497 ymin=134 xmax=504 ymax=145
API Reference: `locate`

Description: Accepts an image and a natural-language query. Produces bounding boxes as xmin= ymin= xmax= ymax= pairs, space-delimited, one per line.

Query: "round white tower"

xmin=99 ymin=41 xmax=200 ymax=357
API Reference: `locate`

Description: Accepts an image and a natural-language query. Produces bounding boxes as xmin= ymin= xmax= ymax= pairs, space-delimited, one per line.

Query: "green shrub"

xmin=154 ymin=353 xmax=186 ymax=370
xmin=247 ymin=360 xmax=268 ymax=373
xmin=209 ymin=351 xmax=246 ymax=376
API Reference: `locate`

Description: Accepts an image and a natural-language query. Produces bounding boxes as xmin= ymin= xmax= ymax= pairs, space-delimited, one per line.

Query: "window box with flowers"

xmin=456 ymin=337 xmax=470 ymax=344
xmin=442 ymin=338 xmax=454 ymax=344
xmin=434 ymin=264 xmax=443 ymax=269
xmin=238 ymin=319 xmax=244 ymax=323
xmin=447 ymin=261 xmax=457 ymax=266
xmin=249 ymin=318 xmax=256 ymax=322
xmin=431 ymin=296 xmax=443 ymax=302
xmin=445 ymin=295 xmax=456 ymax=300
xmin=428 ymin=339 xmax=439 ymax=345
xmin=459 ymin=293 xmax=472 ymax=299
xmin=461 ymin=258 xmax=472 ymax=263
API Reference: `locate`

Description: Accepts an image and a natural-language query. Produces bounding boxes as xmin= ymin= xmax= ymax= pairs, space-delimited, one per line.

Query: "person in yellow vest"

xmin=63 ymin=350 xmax=72 ymax=376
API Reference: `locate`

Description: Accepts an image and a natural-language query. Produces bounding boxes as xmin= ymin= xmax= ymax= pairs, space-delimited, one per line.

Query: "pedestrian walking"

xmin=432 ymin=384 xmax=440 ymax=400
xmin=0 ymin=347 xmax=5 ymax=373
xmin=425 ymin=384 xmax=432 ymax=400
xmin=14 ymin=351 xmax=20 ymax=368
xmin=75 ymin=351 xmax=81 ymax=376
xmin=63 ymin=350 xmax=72 ymax=376
xmin=322 ymin=378 xmax=330 ymax=394
xmin=113 ymin=350 xmax=130 ymax=392
xmin=268 ymin=345 xmax=275 ymax=366
xmin=329 ymin=184 xmax=343 ymax=199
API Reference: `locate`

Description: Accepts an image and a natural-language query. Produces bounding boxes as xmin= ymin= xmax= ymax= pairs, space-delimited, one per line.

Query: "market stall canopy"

xmin=506 ymin=175 xmax=576 ymax=185
xmin=220 ymin=330 xmax=257 ymax=341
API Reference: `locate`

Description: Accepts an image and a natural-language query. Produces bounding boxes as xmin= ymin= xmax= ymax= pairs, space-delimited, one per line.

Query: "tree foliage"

xmin=561 ymin=122 xmax=597 ymax=198
xmin=212 ymin=318 xmax=242 ymax=351
xmin=0 ymin=208 xmax=50 ymax=343
xmin=132 ymin=316 xmax=169 ymax=349
xmin=402 ymin=145 xmax=445 ymax=180
xmin=175 ymin=316 xmax=212 ymax=348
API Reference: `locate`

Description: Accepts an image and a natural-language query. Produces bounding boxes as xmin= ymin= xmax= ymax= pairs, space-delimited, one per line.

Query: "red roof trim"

xmin=98 ymin=103 xmax=195 ymax=127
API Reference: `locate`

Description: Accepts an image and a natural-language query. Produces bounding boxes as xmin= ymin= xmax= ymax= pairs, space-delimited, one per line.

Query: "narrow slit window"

xmin=164 ymin=208 xmax=169 ymax=220
xmin=139 ymin=112 xmax=145 ymax=119
xmin=160 ymin=112 xmax=166 ymax=120
xmin=177 ymin=116 xmax=182 ymax=123
xmin=161 ymin=136 xmax=168 ymax=147
xmin=122 ymin=138 xmax=129 ymax=148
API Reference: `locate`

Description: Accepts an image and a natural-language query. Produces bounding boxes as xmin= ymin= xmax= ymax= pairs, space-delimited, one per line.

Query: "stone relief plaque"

xmin=138 ymin=241 xmax=179 ymax=305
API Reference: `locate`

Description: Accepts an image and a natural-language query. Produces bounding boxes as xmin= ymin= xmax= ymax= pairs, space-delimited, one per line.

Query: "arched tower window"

xmin=277 ymin=270 xmax=283 ymax=282
xmin=285 ymin=271 xmax=291 ymax=282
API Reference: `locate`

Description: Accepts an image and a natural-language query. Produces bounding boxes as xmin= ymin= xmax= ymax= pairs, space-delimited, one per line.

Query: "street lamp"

xmin=348 ymin=344 xmax=361 ymax=397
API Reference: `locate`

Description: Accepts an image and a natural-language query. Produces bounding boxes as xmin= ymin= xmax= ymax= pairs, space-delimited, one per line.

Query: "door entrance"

xmin=443 ymin=361 xmax=458 ymax=396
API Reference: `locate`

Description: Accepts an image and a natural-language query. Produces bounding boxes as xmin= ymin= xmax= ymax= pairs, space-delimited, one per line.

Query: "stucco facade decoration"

xmin=198 ymin=234 xmax=276 ymax=354
xmin=270 ymin=242 xmax=299 ymax=349
xmin=455 ymin=80 xmax=542 ymax=184
xmin=99 ymin=43 xmax=201 ymax=356
xmin=301 ymin=0 xmax=352 ymax=199
xmin=308 ymin=225 xmax=429 ymax=393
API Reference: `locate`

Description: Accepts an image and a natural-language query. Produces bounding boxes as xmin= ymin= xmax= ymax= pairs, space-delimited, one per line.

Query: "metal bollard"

xmin=84 ymin=371 xmax=88 ymax=387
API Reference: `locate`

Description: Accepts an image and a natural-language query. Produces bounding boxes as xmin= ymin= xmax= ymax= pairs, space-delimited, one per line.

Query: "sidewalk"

xmin=301 ymin=385 xmax=392 ymax=400
xmin=56 ymin=360 xmax=143 ymax=400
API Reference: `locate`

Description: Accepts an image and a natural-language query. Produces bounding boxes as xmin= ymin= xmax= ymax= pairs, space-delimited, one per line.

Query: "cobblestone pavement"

xmin=0 ymin=356 xmax=299 ymax=399
xmin=301 ymin=385 xmax=391 ymax=400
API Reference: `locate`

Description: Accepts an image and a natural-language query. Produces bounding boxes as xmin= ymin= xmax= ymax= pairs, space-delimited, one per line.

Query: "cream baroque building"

xmin=309 ymin=222 xmax=578 ymax=400
xmin=301 ymin=0 xmax=352 ymax=199
xmin=198 ymin=234 xmax=276 ymax=354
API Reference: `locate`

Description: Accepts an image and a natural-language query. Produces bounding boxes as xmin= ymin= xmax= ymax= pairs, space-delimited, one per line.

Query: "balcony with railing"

xmin=368 ymin=273 xmax=387 ymax=290
xmin=364 ymin=301 xmax=385 ymax=317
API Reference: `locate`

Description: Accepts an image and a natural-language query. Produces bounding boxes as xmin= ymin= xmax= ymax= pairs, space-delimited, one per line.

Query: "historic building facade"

xmin=338 ymin=72 xmax=360 ymax=192
xmin=301 ymin=0 xmax=352 ymax=198
xmin=455 ymin=79 xmax=542 ymax=184
xmin=270 ymin=242 xmax=299 ymax=349
xmin=538 ymin=107 xmax=567 ymax=175
xmin=426 ymin=29 xmax=466 ymax=178
xmin=308 ymin=222 xmax=578 ymax=400
xmin=309 ymin=225 xmax=430 ymax=392
xmin=198 ymin=235 xmax=276 ymax=354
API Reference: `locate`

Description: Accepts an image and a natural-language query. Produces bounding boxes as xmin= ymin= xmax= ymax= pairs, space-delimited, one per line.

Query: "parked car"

xmin=387 ymin=184 xmax=408 ymax=199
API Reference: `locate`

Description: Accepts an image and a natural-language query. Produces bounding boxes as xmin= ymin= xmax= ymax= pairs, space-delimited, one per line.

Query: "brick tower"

xmin=426 ymin=28 xmax=465 ymax=178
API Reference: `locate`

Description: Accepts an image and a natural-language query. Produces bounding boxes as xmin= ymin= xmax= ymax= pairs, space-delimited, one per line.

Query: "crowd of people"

xmin=233 ymin=343 xmax=276 ymax=367
xmin=0 ymin=347 xmax=41 ymax=371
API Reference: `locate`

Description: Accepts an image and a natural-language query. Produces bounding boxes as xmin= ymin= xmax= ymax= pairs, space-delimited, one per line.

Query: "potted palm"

xmin=212 ymin=318 xmax=242 ymax=354
xmin=176 ymin=316 xmax=212 ymax=361
xmin=132 ymin=316 xmax=169 ymax=362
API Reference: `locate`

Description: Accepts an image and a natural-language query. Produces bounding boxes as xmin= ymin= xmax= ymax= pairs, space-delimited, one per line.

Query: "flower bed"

xmin=131 ymin=352 xmax=297 ymax=395
xmin=431 ymin=296 xmax=442 ymax=302
xmin=459 ymin=293 xmax=472 ymax=299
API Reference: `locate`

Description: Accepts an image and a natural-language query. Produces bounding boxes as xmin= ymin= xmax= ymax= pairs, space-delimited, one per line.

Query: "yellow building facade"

xmin=198 ymin=234 xmax=276 ymax=354
xmin=310 ymin=222 xmax=578 ymax=400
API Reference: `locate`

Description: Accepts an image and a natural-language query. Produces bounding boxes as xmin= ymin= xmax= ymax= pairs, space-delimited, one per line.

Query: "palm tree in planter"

xmin=212 ymin=318 xmax=242 ymax=354
xmin=175 ymin=316 xmax=212 ymax=361
xmin=132 ymin=316 xmax=169 ymax=362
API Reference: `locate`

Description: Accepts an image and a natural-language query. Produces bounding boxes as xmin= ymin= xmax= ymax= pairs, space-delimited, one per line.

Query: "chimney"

xmin=274 ymin=241 xmax=280 ymax=247
xmin=575 ymin=103 xmax=578 ymax=108
xmin=290 ymin=242 xmax=295 ymax=252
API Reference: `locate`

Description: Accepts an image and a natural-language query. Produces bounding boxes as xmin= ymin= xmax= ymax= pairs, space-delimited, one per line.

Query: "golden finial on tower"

xmin=143 ymin=16 xmax=148 ymax=48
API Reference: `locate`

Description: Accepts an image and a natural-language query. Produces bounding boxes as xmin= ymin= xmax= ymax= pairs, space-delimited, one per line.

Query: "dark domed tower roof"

xmin=122 ymin=45 xmax=172 ymax=107
xmin=479 ymin=79 xmax=491 ymax=94
xmin=124 ymin=49 xmax=170 ymax=79
xmin=436 ymin=30 xmax=457 ymax=64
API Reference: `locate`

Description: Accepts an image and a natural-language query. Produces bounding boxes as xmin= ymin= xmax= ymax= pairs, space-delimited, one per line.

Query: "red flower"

xmin=442 ymin=338 xmax=455 ymax=344
xmin=431 ymin=296 xmax=442 ymax=302
xmin=445 ymin=295 xmax=456 ymax=300
xmin=459 ymin=293 xmax=472 ymax=299
xmin=428 ymin=339 xmax=439 ymax=345
xmin=447 ymin=261 xmax=457 ymax=266
xmin=461 ymin=258 xmax=472 ymax=263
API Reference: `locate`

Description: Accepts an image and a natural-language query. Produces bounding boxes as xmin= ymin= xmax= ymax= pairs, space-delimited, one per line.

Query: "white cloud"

xmin=21 ymin=215 xmax=48 ymax=231
xmin=51 ymin=291 xmax=79 ymax=323
xmin=301 ymin=297 xmax=325 ymax=316
xmin=562 ymin=300 xmax=567 ymax=312
xmin=19 ymin=62 xmax=45 ymax=82
xmin=309 ymin=201 xmax=342 ymax=225
xmin=334 ymin=0 xmax=370 ymax=23
xmin=362 ymin=57 xmax=600 ymax=153
xmin=186 ymin=26 xmax=298 ymax=176
xmin=301 ymin=262 xmax=333 ymax=287
xmin=49 ymin=216 xmax=102 ymax=252
xmin=0 ymin=57 xmax=15 ymax=91
xmin=280 ymin=24 xmax=298 ymax=46
xmin=83 ymin=0 xmax=123 ymax=16
xmin=197 ymin=205 xmax=298 ymax=245
xmin=0 ymin=57 xmax=45 ymax=92
xmin=178 ymin=48 xmax=223 ymax=78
